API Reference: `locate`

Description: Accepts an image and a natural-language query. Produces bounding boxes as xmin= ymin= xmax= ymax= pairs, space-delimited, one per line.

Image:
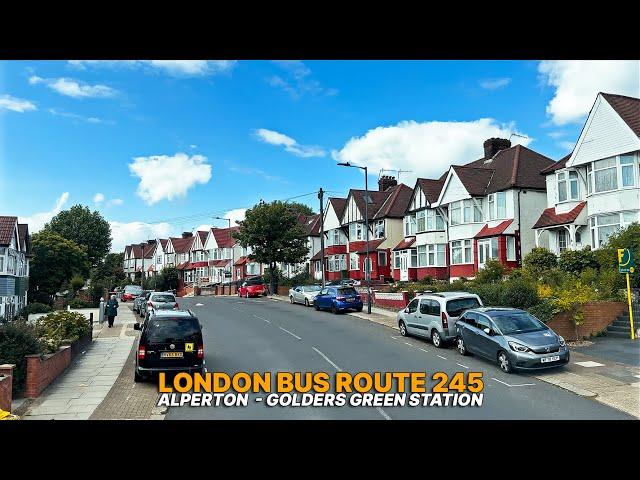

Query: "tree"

xmin=558 ymin=247 xmax=599 ymax=274
xmin=160 ymin=266 xmax=180 ymax=291
xmin=43 ymin=204 xmax=112 ymax=266
xmin=89 ymin=252 xmax=126 ymax=303
xmin=285 ymin=201 xmax=315 ymax=217
xmin=30 ymin=231 xmax=89 ymax=295
xmin=604 ymin=222 xmax=640 ymax=287
xmin=233 ymin=200 xmax=309 ymax=293
xmin=522 ymin=247 xmax=557 ymax=279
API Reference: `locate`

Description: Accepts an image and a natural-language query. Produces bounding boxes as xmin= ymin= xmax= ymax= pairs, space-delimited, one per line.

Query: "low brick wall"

xmin=199 ymin=287 xmax=216 ymax=296
xmin=0 ymin=364 xmax=15 ymax=412
xmin=278 ymin=286 xmax=290 ymax=296
xmin=547 ymin=301 xmax=627 ymax=340
xmin=25 ymin=346 xmax=72 ymax=398
xmin=372 ymin=291 xmax=411 ymax=310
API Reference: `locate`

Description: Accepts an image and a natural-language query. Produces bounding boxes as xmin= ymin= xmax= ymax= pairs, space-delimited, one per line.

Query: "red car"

xmin=238 ymin=277 xmax=267 ymax=298
xmin=122 ymin=285 xmax=143 ymax=302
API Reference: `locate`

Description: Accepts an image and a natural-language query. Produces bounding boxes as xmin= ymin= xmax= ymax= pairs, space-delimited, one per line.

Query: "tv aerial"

xmin=379 ymin=168 xmax=413 ymax=181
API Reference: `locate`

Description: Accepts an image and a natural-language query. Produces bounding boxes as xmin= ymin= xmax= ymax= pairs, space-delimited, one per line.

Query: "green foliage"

xmin=0 ymin=320 xmax=43 ymax=393
xmin=89 ymin=252 xmax=126 ymax=303
xmin=43 ymin=204 xmax=112 ymax=266
xmin=69 ymin=275 xmax=85 ymax=294
xmin=522 ymin=248 xmax=557 ymax=279
xmin=554 ymin=280 xmax=597 ymax=340
xmin=604 ymin=222 xmax=640 ymax=287
xmin=527 ymin=299 xmax=556 ymax=323
xmin=284 ymin=201 xmax=315 ymax=217
xmin=473 ymin=259 xmax=505 ymax=284
xmin=35 ymin=311 xmax=91 ymax=353
xmin=499 ymin=278 xmax=539 ymax=309
xmin=30 ymin=231 xmax=90 ymax=295
xmin=160 ymin=266 xmax=180 ymax=291
xmin=558 ymin=247 xmax=599 ymax=274
xmin=68 ymin=298 xmax=96 ymax=309
xmin=20 ymin=302 xmax=53 ymax=317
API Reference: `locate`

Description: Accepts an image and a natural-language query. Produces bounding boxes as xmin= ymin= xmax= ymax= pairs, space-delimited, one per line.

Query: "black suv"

xmin=133 ymin=310 xmax=204 ymax=382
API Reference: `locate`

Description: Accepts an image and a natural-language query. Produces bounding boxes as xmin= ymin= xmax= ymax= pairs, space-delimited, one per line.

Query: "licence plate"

xmin=346 ymin=298 xmax=355 ymax=302
xmin=541 ymin=355 xmax=560 ymax=363
xmin=161 ymin=352 xmax=183 ymax=358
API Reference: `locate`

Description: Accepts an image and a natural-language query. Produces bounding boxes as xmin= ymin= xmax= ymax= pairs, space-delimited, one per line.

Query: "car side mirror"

xmin=134 ymin=323 xmax=141 ymax=331
xmin=483 ymin=327 xmax=491 ymax=335
xmin=404 ymin=308 xmax=409 ymax=313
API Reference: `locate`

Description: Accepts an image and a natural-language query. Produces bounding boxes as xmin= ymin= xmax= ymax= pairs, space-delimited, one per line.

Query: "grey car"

xmin=137 ymin=291 xmax=154 ymax=318
xmin=143 ymin=292 xmax=179 ymax=321
xmin=289 ymin=285 xmax=321 ymax=306
xmin=455 ymin=307 xmax=569 ymax=373
xmin=133 ymin=290 xmax=153 ymax=314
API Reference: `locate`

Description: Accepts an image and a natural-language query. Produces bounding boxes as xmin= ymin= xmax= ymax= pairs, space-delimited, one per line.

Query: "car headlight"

xmin=508 ymin=341 xmax=531 ymax=353
xmin=558 ymin=336 xmax=566 ymax=347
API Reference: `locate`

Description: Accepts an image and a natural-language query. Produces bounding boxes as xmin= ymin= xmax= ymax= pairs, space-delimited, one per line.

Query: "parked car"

xmin=137 ymin=290 xmax=154 ymax=318
xmin=238 ymin=276 xmax=267 ymax=298
xmin=455 ymin=307 xmax=569 ymax=373
xmin=144 ymin=291 xmax=179 ymax=321
xmin=314 ymin=286 xmax=363 ymax=314
xmin=289 ymin=285 xmax=321 ymax=306
xmin=133 ymin=310 xmax=204 ymax=382
xmin=122 ymin=284 xmax=143 ymax=302
xmin=133 ymin=290 xmax=153 ymax=314
xmin=397 ymin=291 xmax=482 ymax=348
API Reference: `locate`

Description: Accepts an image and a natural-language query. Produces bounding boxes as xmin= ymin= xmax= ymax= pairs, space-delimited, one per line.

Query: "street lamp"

xmin=213 ymin=216 xmax=231 ymax=228
xmin=337 ymin=161 xmax=372 ymax=314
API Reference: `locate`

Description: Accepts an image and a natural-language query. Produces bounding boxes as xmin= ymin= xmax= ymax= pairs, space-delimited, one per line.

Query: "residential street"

xmin=166 ymin=296 xmax=634 ymax=420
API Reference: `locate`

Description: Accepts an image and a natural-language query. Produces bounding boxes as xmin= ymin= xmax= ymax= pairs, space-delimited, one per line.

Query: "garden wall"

xmin=0 ymin=364 xmax=14 ymax=412
xmin=547 ymin=301 xmax=627 ymax=340
xmin=371 ymin=291 xmax=411 ymax=310
xmin=25 ymin=346 xmax=71 ymax=398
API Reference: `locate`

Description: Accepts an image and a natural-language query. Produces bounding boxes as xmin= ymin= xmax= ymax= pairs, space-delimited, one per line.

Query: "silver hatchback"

xmin=144 ymin=292 xmax=179 ymax=320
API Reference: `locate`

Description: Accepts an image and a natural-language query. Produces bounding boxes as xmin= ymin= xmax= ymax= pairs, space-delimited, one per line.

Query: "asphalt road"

xmin=166 ymin=295 xmax=633 ymax=420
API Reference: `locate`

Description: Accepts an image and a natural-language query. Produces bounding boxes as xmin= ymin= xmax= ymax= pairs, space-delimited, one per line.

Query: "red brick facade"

xmin=0 ymin=364 xmax=15 ymax=412
xmin=546 ymin=302 xmax=627 ymax=340
xmin=25 ymin=346 xmax=71 ymax=398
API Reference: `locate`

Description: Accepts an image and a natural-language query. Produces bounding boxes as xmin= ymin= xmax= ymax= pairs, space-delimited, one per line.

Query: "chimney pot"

xmin=378 ymin=175 xmax=398 ymax=192
xmin=483 ymin=138 xmax=511 ymax=159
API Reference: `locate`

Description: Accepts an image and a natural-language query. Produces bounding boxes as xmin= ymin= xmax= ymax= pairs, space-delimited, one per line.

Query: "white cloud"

xmin=255 ymin=128 xmax=325 ymax=158
xmin=109 ymin=221 xmax=174 ymax=253
xmin=538 ymin=60 xmax=640 ymax=125
xmin=558 ymin=141 xmax=575 ymax=152
xmin=547 ymin=131 xmax=566 ymax=139
xmin=107 ymin=198 xmax=123 ymax=207
xmin=225 ymin=208 xmax=247 ymax=226
xmin=332 ymin=119 xmax=530 ymax=185
xmin=268 ymin=61 xmax=337 ymax=99
xmin=0 ymin=94 xmax=36 ymax=112
xmin=479 ymin=78 xmax=511 ymax=90
xmin=29 ymin=75 xmax=117 ymax=99
xmin=189 ymin=144 xmax=198 ymax=149
xmin=68 ymin=60 xmax=236 ymax=77
xmin=48 ymin=108 xmax=112 ymax=124
xmin=128 ymin=152 xmax=212 ymax=205
xmin=18 ymin=192 xmax=69 ymax=232
xmin=93 ymin=193 xmax=105 ymax=204
xmin=194 ymin=224 xmax=212 ymax=233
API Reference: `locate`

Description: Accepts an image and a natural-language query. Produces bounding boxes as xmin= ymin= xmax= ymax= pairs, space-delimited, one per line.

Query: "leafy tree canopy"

xmin=43 ymin=204 xmax=112 ymax=266
xmin=284 ymin=201 xmax=315 ymax=217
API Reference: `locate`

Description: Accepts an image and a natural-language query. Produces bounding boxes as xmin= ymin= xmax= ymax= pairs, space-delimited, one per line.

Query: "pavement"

xmin=22 ymin=304 xmax=138 ymax=420
xmin=574 ymin=336 xmax=640 ymax=367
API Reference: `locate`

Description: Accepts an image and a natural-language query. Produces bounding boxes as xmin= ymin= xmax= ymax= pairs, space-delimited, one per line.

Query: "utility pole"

xmin=363 ymin=168 xmax=371 ymax=314
xmin=318 ymin=188 xmax=326 ymax=287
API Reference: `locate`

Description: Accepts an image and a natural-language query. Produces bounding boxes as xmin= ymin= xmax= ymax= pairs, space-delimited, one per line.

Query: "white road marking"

xmin=635 ymin=374 xmax=640 ymax=379
xmin=376 ymin=407 xmax=392 ymax=420
xmin=253 ymin=314 xmax=271 ymax=323
xmin=437 ymin=355 xmax=447 ymax=360
xmin=492 ymin=377 xmax=536 ymax=387
xmin=567 ymin=372 xmax=581 ymax=377
xmin=195 ymin=303 xmax=204 ymax=306
xmin=312 ymin=347 xmax=342 ymax=371
xmin=457 ymin=363 xmax=469 ymax=369
xmin=391 ymin=336 xmax=400 ymax=339
xmin=419 ymin=348 xmax=429 ymax=353
xmin=404 ymin=342 xmax=415 ymax=347
xmin=279 ymin=326 xmax=301 ymax=340
xmin=575 ymin=361 xmax=605 ymax=368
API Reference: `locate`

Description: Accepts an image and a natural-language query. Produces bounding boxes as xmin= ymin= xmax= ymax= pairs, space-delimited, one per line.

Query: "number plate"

xmin=161 ymin=351 xmax=183 ymax=358
xmin=541 ymin=355 xmax=560 ymax=363
xmin=346 ymin=298 xmax=355 ymax=302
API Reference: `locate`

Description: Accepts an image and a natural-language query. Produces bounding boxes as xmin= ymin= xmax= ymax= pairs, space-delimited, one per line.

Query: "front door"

xmin=400 ymin=251 xmax=409 ymax=281
xmin=477 ymin=239 xmax=490 ymax=269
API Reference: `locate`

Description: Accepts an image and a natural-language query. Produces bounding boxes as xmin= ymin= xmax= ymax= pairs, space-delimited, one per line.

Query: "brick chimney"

xmin=483 ymin=138 xmax=511 ymax=159
xmin=378 ymin=175 xmax=398 ymax=192
xmin=181 ymin=232 xmax=193 ymax=238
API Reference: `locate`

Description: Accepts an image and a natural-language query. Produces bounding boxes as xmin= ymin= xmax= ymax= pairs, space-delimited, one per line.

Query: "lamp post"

xmin=337 ymin=162 xmax=372 ymax=314
xmin=213 ymin=216 xmax=231 ymax=228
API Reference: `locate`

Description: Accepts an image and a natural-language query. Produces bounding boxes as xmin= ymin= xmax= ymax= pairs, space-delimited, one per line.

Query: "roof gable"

xmin=374 ymin=183 xmax=413 ymax=219
xmin=211 ymin=226 xmax=239 ymax=248
xmin=602 ymin=93 xmax=640 ymax=136
xmin=170 ymin=236 xmax=195 ymax=254
xmin=0 ymin=216 xmax=18 ymax=247
xmin=342 ymin=189 xmax=392 ymax=223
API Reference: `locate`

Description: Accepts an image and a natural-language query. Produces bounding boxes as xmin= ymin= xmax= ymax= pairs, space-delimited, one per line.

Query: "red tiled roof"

xmin=328 ymin=197 xmax=347 ymax=220
xmin=532 ymin=202 xmax=586 ymax=229
xmin=17 ymin=224 xmax=29 ymax=254
xmin=0 ymin=216 xmax=17 ymax=246
xmin=143 ymin=241 xmax=156 ymax=259
xmin=212 ymin=259 xmax=231 ymax=267
xmin=602 ymin=93 xmax=640 ymax=136
xmin=350 ymin=189 xmax=393 ymax=221
xmin=197 ymin=230 xmax=209 ymax=246
xmin=211 ymin=226 xmax=240 ymax=248
xmin=159 ymin=239 xmax=168 ymax=250
xmin=131 ymin=244 xmax=144 ymax=258
xmin=416 ymin=178 xmax=446 ymax=205
xmin=452 ymin=166 xmax=495 ymax=196
xmin=124 ymin=245 xmax=132 ymax=256
xmin=234 ymin=256 xmax=248 ymax=266
xmin=354 ymin=238 xmax=385 ymax=253
xmin=190 ymin=261 xmax=208 ymax=268
xmin=374 ymin=183 xmax=413 ymax=219
xmin=475 ymin=220 xmax=514 ymax=238
xmin=310 ymin=251 xmax=325 ymax=261
xmin=300 ymin=214 xmax=321 ymax=236
xmin=177 ymin=261 xmax=191 ymax=270
xmin=170 ymin=236 xmax=194 ymax=254
xmin=540 ymin=153 xmax=571 ymax=175
xmin=393 ymin=237 xmax=416 ymax=251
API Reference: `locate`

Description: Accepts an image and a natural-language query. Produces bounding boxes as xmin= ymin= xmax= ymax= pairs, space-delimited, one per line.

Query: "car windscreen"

xmin=446 ymin=297 xmax=481 ymax=317
xmin=245 ymin=277 xmax=264 ymax=286
xmin=146 ymin=318 xmax=200 ymax=343
xmin=304 ymin=285 xmax=321 ymax=292
xmin=491 ymin=312 xmax=547 ymax=335
xmin=337 ymin=287 xmax=358 ymax=296
xmin=151 ymin=294 xmax=175 ymax=303
xmin=125 ymin=285 xmax=143 ymax=294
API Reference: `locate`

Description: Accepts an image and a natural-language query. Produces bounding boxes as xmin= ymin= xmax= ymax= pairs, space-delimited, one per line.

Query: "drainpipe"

xmin=517 ymin=190 xmax=522 ymax=266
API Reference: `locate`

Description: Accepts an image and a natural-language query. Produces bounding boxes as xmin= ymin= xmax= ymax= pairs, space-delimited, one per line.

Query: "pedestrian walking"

xmin=105 ymin=294 xmax=119 ymax=328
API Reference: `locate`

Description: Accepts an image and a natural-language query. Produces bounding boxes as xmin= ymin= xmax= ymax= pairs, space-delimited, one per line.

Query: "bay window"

xmin=488 ymin=194 xmax=495 ymax=220
xmin=594 ymin=157 xmax=617 ymax=192
xmin=404 ymin=214 xmax=416 ymax=236
xmin=417 ymin=245 xmax=427 ymax=266
xmin=349 ymin=223 xmax=364 ymax=241
xmin=587 ymin=153 xmax=639 ymax=194
xmin=590 ymin=211 xmax=639 ymax=248
xmin=410 ymin=248 xmax=418 ymax=268
xmin=621 ymin=154 xmax=636 ymax=187
xmin=451 ymin=239 xmax=473 ymax=264
xmin=426 ymin=244 xmax=446 ymax=266
xmin=374 ymin=220 xmax=385 ymax=239
xmin=328 ymin=228 xmax=343 ymax=246
xmin=416 ymin=210 xmax=426 ymax=232
xmin=450 ymin=202 xmax=461 ymax=225
xmin=426 ymin=210 xmax=445 ymax=230
xmin=327 ymin=254 xmax=346 ymax=272
xmin=450 ymin=199 xmax=483 ymax=225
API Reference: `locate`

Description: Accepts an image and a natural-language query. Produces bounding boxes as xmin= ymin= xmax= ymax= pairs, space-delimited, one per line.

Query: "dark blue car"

xmin=314 ymin=286 xmax=363 ymax=314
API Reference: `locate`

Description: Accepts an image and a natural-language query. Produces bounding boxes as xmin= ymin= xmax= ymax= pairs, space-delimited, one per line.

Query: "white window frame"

xmin=590 ymin=211 xmax=638 ymax=249
xmin=404 ymin=214 xmax=416 ymax=236
xmin=587 ymin=154 xmax=638 ymax=195
xmin=417 ymin=245 xmax=427 ymax=267
xmin=374 ymin=220 xmax=385 ymax=239
xmin=416 ymin=210 xmax=426 ymax=232
xmin=557 ymin=229 xmax=568 ymax=253
xmin=450 ymin=239 xmax=473 ymax=265
xmin=496 ymin=192 xmax=506 ymax=219
xmin=349 ymin=253 xmax=359 ymax=270
xmin=506 ymin=236 xmax=516 ymax=261
xmin=426 ymin=244 xmax=446 ymax=267
xmin=349 ymin=222 xmax=364 ymax=241
xmin=451 ymin=199 xmax=483 ymax=225
xmin=378 ymin=251 xmax=387 ymax=267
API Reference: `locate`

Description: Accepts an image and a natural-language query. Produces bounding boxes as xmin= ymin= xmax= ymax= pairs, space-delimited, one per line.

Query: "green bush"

xmin=527 ymin=299 xmax=556 ymax=323
xmin=501 ymin=278 xmax=540 ymax=309
xmin=558 ymin=247 xmax=599 ymax=274
xmin=474 ymin=259 xmax=505 ymax=284
xmin=69 ymin=298 xmax=96 ymax=309
xmin=20 ymin=302 xmax=53 ymax=317
xmin=471 ymin=283 xmax=504 ymax=306
xmin=69 ymin=275 xmax=85 ymax=294
xmin=522 ymin=248 xmax=557 ymax=279
xmin=35 ymin=311 xmax=91 ymax=353
xmin=0 ymin=320 xmax=43 ymax=393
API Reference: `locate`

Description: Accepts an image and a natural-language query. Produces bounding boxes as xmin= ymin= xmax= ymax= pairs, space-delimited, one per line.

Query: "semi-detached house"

xmin=533 ymin=93 xmax=640 ymax=253
xmin=0 ymin=217 xmax=30 ymax=319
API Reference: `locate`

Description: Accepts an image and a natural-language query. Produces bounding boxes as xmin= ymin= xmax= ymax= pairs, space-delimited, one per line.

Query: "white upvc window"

xmin=416 ymin=210 xmax=426 ymax=232
xmin=362 ymin=257 xmax=372 ymax=276
xmin=0 ymin=255 xmax=4 ymax=273
xmin=488 ymin=194 xmax=495 ymax=220
xmin=404 ymin=214 xmax=416 ymax=236
xmin=349 ymin=253 xmax=359 ymax=270
xmin=410 ymin=248 xmax=418 ymax=268
xmin=588 ymin=153 xmax=638 ymax=195
xmin=427 ymin=244 xmax=446 ymax=266
xmin=327 ymin=228 xmax=343 ymax=246
xmin=246 ymin=262 xmax=260 ymax=275
xmin=506 ymin=236 xmax=516 ymax=261
xmin=349 ymin=222 xmax=364 ymax=241
xmin=450 ymin=199 xmax=483 ymax=225
xmin=417 ymin=245 xmax=427 ymax=267
xmin=557 ymin=171 xmax=579 ymax=203
xmin=374 ymin=220 xmax=385 ymax=239
xmin=426 ymin=209 xmax=445 ymax=231
xmin=378 ymin=251 xmax=387 ymax=267
xmin=558 ymin=229 xmax=568 ymax=252
xmin=496 ymin=192 xmax=506 ymax=219
xmin=393 ymin=251 xmax=401 ymax=269
xmin=451 ymin=239 xmax=473 ymax=264
xmin=590 ymin=211 xmax=638 ymax=249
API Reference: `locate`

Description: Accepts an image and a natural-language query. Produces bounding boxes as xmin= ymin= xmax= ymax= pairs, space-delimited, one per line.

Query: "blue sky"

xmin=1 ymin=60 xmax=638 ymax=251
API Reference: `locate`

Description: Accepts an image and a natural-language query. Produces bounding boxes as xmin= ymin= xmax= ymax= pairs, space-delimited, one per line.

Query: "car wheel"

xmin=314 ymin=302 xmax=320 ymax=311
xmin=498 ymin=351 xmax=513 ymax=373
xmin=457 ymin=337 xmax=468 ymax=356
xmin=290 ymin=296 xmax=295 ymax=304
xmin=432 ymin=329 xmax=443 ymax=348
xmin=331 ymin=303 xmax=339 ymax=315
xmin=134 ymin=368 xmax=144 ymax=383
xmin=304 ymin=298 xmax=309 ymax=307
xmin=399 ymin=320 xmax=408 ymax=337
xmin=356 ymin=306 xmax=363 ymax=312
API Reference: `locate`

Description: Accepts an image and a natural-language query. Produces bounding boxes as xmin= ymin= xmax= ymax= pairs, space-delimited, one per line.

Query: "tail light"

xmin=138 ymin=345 xmax=146 ymax=359
xmin=173 ymin=303 xmax=179 ymax=310
xmin=197 ymin=345 xmax=204 ymax=359
xmin=441 ymin=311 xmax=449 ymax=329
xmin=147 ymin=301 xmax=153 ymax=307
